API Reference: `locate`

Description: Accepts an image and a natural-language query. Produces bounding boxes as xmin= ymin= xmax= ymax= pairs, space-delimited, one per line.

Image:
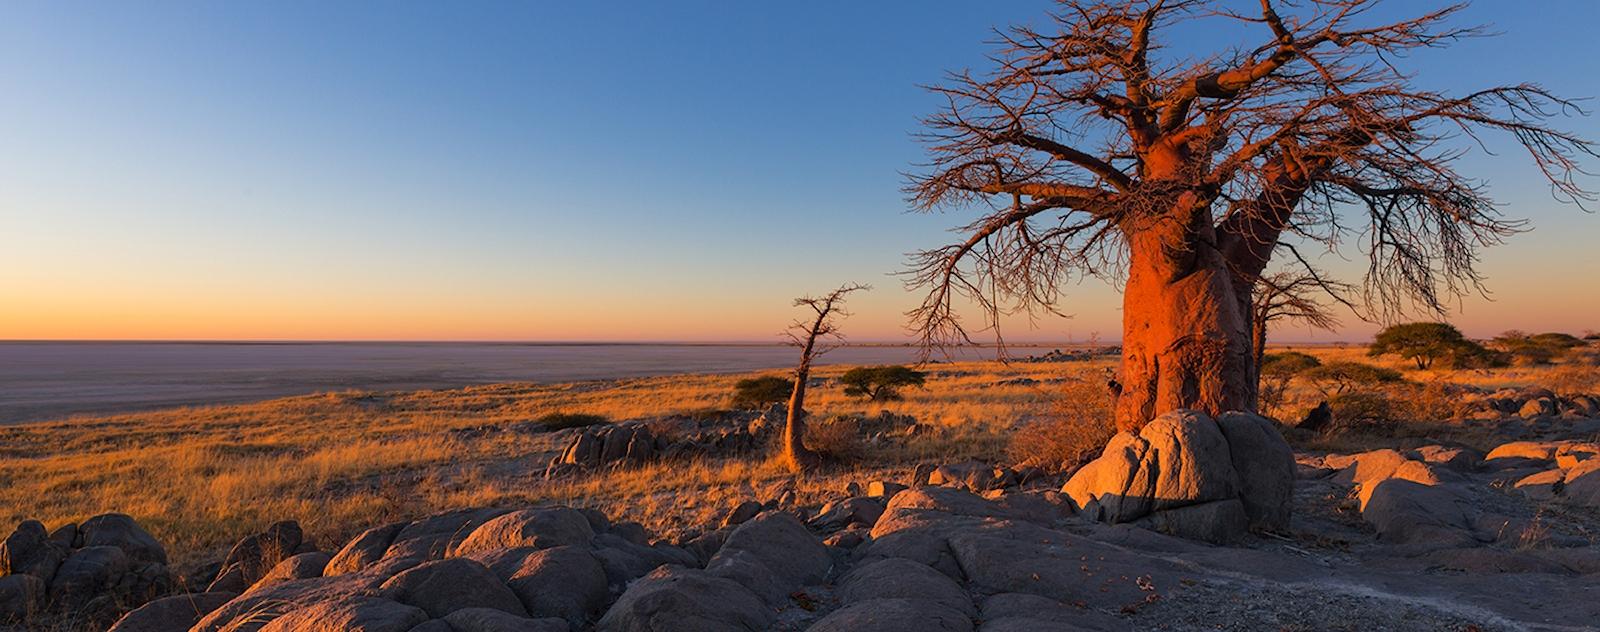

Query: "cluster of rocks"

xmin=544 ymin=422 xmax=660 ymax=477
xmin=589 ymin=482 xmax=1570 ymax=630
xmin=99 ymin=505 xmax=699 ymax=632
xmin=1061 ymin=410 xmax=1297 ymax=543
xmin=543 ymin=412 xmax=772 ymax=478
xmin=1296 ymin=440 xmax=1600 ymax=572
xmin=1464 ymin=386 xmax=1600 ymax=420
xmin=912 ymin=461 xmax=1040 ymax=494
xmin=1493 ymin=440 xmax=1600 ymax=506
xmin=0 ymin=514 xmax=174 ymax=626
xmin=11 ymin=406 xmax=1600 ymax=630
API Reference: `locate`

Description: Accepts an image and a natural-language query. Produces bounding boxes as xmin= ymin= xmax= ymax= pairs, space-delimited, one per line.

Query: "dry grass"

xmin=1006 ymin=377 xmax=1116 ymax=473
xmin=4 ymin=342 xmax=1591 ymax=571
xmin=0 ymin=358 xmax=1107 ymax=567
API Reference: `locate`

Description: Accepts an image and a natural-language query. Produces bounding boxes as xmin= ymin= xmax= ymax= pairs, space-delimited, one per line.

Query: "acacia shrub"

xmin=1302 ymin=361 xmax=1404 ymax=395
xmin=1369 ymin=322 xmax=1493 ymax=369
xmin=840 ymin=365 xmax=927 ymax=401
xmin=1399 ymin=381 xmax=1470 ymax=422
xmin=1493 ymin=330 xmax=1585 ymax=366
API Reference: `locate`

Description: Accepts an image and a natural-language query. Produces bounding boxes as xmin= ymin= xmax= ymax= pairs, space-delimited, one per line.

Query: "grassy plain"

xmin=3 ymin=345 xmax=1594 ymax=570
xmin=0 ymin=357 xmax=1107 ymax=567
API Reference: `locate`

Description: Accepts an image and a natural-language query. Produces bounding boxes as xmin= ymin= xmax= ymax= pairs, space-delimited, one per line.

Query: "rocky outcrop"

xmin=451 ymin=508 xmax=595 ymax=558
xmin=1562 ymin=457 xmax=1600 ymax=507
xmin=1062 ymin=410 xmax=1293 ymax=542
xmin=469 ymin=545 xmax=608 ymax=624
xmin=0 ymin=575 xmax=45 ymax=623
xmin=546 ymin=422 xmax=659 ymax=476
xmin=381 ymin=558 xmax=528 ymax=618
xmin=1 ymin=521 xmax=65 ymax=584
xmin=924 ymin=461 xmax=1022 ymax=493
xmin=810 ymin=597 xmax=973 ymax=632
xmin=1216 ymin=412 xmax=1297 ymax=529
xmin=17 ymin=450 xmax=1600 ymax=632
xmin=544 ymin=412 xmax=782 ymax=478
xmin=1326 ymin=449 xmax=1448 ymax=487
xmin=593 ymin=510 xmax=835 ymax=631
xmin=1475 ymin=439 xmax=1600 ymax=508
xmin=167 ymin=502 xmax=706 ymax=631
xmin=1467 ymin=387 xmax=1600 ymax=420
xmin=0 ymin=513 xmax=172 ymax=625
xmin=253 ymin=551 xmax=332 ymax=589
xmin=834 ymin=557 xmax=974 ymax=617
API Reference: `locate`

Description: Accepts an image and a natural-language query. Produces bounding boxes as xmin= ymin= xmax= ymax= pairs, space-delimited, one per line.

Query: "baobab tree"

xmin=1250 ymin=267 xmax=1352 ymax=378
xmin=906 ymin=0 xmax=1594 ymax=431
xmin=780 ymin=283 xmax=868 ymax=472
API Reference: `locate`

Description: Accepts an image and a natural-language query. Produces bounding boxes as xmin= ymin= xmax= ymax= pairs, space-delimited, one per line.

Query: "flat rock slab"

xmin=108 ymin=591 xmax=238 ymax=632
xmin=594 ymin=566 xmax=770 ymax=632
xmin=836 ymin=557 xmax=974 ymax=616
xmin=809 ymin=597 xmax=973 ymax=632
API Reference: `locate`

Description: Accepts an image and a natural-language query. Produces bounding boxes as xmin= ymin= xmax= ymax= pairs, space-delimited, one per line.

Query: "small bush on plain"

xmin=840 ymin=365 xmax=927 ymax=401
xmin=537 ymin=412 xmax=609 ymax=430
xmin=1303 ymin=361 xmax=1404 ymax=395
xmin=730 ymin=375 xmax=793 ymax=409
xmin=1328 ymin=391 xmax=1399 ymax=432
xmin=804 ymin=414 xmax=864 ymax=460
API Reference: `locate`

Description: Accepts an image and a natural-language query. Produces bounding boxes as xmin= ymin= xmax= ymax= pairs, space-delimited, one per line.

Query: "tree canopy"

xmin=1367 ymin=322 xmax=1488 ymax=369
xmin=840 ymin=365 xmax=928 ymax=402
xmin=905 ymin=0 xmax=1595 ymax=348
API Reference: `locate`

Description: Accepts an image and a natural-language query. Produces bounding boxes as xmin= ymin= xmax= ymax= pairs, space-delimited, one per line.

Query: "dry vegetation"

xmin=4 ymin=343 xmax=1595 ymax=573
xmin=0 ymin=358 xmax=1107 ymax=569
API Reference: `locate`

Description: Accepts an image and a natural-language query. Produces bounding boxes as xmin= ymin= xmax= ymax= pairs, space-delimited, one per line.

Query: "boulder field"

xmin=2 ymin=410 xmax=1598 ymax=631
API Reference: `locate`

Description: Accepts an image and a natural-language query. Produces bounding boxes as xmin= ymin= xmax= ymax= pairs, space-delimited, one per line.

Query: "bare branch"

xmin=906 ymin=0 xmax=1595 ymax=358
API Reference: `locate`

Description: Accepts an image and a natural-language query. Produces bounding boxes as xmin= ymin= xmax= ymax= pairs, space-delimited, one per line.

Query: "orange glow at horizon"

xmin=4 ymin=271 xmax=1596 ymax=343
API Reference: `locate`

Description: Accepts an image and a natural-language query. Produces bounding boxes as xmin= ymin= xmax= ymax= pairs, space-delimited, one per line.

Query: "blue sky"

xmin=2 ymin=1 xmax=1597 ymax=342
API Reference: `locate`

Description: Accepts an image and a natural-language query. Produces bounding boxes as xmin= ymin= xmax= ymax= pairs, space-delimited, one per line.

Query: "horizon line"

xmin=0 ymin=338 xmax=1366 ymax=346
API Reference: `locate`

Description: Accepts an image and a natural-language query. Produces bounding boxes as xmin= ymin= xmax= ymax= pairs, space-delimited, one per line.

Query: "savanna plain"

xmin=5 ymin=337 xmax=1600 ymax=631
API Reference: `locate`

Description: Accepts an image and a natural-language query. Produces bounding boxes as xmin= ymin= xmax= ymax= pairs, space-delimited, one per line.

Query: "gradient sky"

xmin=3 ymin=1 xmax=1598 ymax=343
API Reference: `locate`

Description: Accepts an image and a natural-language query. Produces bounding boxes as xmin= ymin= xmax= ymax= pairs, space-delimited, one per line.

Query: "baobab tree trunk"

xmin=1251 ymin=315 xmax=1268 ymax=384
xmin=1114 ymin=214 xmax=1258 ymax=431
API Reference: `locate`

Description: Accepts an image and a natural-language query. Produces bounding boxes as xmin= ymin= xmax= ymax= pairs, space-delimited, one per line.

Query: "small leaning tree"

xmin=906 ymin=0 xmax=1594 ymax=431
xmin=780 ymin=283 xmax=869 ymax=472
xmin=1250 ymin=266 xmax=1352 ymax=380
